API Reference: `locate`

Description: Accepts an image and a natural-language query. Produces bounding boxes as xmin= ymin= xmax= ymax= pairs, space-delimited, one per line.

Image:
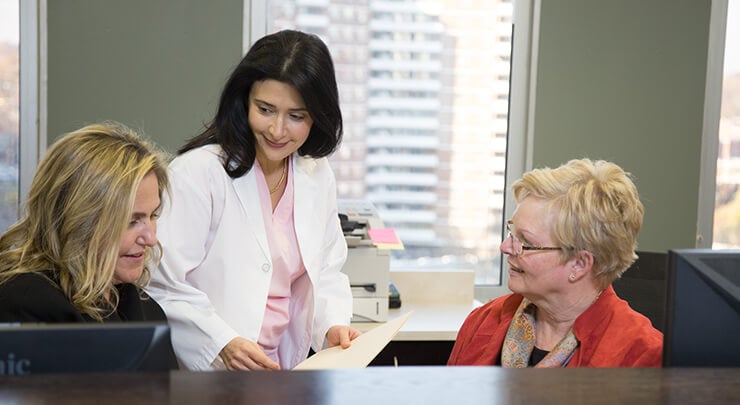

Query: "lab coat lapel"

xmin=231 ymin=170 xmax=271 ymax=260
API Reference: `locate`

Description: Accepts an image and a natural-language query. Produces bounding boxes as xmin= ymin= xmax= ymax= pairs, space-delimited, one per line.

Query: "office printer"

xmin=338 ymin=200 xmax=390 ymax=322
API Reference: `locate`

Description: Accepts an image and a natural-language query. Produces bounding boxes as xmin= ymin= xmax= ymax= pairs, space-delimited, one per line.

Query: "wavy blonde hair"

xmin=512 ymin=158 xmax=644 ymax=289
xmin=0 ymin=122 xmax=169 ymax=321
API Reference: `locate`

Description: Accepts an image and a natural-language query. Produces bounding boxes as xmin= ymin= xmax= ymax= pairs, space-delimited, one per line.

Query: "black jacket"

xmin=0 ymin=271 xmax=178 ymax=369
xmin=0 ymin=272 xmax=166 ymax=323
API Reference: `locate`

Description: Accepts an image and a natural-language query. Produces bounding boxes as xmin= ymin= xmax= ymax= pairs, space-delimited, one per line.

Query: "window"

xmin=251 ymin=0 xmax=534 ymax=299
xmin=0 ymin=0 xmax=20 ymax=232
xmin=714 ymin=0 xmax=740 ymax=248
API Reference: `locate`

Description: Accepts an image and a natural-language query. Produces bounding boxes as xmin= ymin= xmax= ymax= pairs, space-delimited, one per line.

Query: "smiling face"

xmin=248 ymin=79 xmax=314 ymax=167
xmin=113 ymin=172 xmax=161 ymax=285
xmin=501 ymin=197 xmax=571 ymax=300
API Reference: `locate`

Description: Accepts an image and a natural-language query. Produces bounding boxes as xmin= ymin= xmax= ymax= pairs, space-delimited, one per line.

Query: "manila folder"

xmin=293 ymin=311 xmax=413 ymax=370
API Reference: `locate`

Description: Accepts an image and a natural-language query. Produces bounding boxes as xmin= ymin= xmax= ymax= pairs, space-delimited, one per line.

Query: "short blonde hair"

xmin=0 ymin=121 xmax=169 ymax=320
xmin=512 ymin=158 xmax=644 ymax=289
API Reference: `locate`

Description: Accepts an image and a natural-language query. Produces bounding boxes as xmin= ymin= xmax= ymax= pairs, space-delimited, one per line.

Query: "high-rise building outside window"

xmin=264 ymin=0 xmax=514 ymax=285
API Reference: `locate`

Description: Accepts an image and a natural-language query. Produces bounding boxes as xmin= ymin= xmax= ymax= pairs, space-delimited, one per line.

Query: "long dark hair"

xmin=180 ymin=29 xmax=343 ymax=178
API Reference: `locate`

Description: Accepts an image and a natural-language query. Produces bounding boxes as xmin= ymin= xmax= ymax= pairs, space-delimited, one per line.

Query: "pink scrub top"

xmin=254 ymin=159 xmax=308 ymax=364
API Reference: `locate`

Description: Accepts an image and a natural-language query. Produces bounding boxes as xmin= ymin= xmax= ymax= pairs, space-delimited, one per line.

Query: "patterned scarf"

xmin=500 ymin=298 xmax=579 ymax=368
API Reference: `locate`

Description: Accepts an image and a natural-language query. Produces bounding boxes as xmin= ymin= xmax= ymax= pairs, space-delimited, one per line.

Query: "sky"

xmin=726 ymin=1 xmax=740 ymax=75
xmin=0 ymin=0 xmax=19 ymax=45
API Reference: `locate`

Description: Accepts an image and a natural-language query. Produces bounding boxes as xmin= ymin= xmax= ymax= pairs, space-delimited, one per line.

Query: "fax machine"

xmin=338 ymin=200 xmax=390 ymax=322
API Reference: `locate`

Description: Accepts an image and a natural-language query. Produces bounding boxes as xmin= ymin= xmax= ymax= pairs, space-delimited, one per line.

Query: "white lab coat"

xmin=146 ymin=144 xmax=352 ymax=370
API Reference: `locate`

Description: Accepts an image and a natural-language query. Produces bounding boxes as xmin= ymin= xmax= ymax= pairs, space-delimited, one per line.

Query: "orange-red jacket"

xmin=448 ymin=285 xmax=663 ymax=367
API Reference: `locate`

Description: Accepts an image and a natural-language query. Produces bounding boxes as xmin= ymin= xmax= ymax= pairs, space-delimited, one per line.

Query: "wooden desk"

xmin=2 ymin=367 xmax=739 ymax=404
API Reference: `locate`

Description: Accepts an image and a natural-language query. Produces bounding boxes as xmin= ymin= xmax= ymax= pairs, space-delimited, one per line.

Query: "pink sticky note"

xmin=367 ymin=228 xmax=399 ymax=244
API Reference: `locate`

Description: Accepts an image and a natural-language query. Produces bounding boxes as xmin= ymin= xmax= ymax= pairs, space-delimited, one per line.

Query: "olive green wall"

xmin=533 ymin=0 xmax=711 ymax=252
xmin=46 ymin=0 xmax=243 ymax=154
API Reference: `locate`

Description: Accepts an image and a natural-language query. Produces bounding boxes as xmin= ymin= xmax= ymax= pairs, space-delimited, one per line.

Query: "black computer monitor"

xmin=663 ymin=249 xmax=740 ymax=367
xmin=0 ymin=322 xmax=172 ymax=375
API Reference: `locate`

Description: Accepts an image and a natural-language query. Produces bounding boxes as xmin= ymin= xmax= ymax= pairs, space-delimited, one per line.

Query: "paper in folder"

xmin=293 ymin=311 xmax=413 ymax=370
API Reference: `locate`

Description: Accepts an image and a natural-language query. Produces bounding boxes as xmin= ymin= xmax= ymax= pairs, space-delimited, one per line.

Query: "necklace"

xmin=269 ymin=159 xmax=287 ymax=194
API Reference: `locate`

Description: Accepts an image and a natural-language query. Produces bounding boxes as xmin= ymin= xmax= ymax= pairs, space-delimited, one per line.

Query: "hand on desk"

xmin=219 ymin=337 xmax=280 ymax=371
xmin=326 ymin=325 xmax=362 ymax=349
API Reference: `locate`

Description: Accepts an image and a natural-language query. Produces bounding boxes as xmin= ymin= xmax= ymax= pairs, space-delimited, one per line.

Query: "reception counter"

xmin=2 ymin=367 xmax=739 ymax=404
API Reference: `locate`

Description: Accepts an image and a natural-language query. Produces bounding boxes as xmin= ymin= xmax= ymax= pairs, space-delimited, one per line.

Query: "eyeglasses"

xmin=505 ymin=220 xmax=563 ymax=257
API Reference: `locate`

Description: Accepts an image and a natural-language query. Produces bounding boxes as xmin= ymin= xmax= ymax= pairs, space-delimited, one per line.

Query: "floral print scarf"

xmin=500 ymin=298 xmax=579 ymax=368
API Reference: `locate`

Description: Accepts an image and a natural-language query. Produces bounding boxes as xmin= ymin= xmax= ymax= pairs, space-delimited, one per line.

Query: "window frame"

xmin=19 ymin=0 xmax=45 ymax=205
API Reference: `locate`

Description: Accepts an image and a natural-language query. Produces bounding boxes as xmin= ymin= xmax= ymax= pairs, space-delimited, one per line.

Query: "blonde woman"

xmin=0 ymin=122 xmax=170 ymax=324
xmin=448 ymin=158 xmax=662 ymax=367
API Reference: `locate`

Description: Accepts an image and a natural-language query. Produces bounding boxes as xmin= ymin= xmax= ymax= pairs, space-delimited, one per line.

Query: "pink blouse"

xmin=254 ymin=159 xmax=308 ymax=365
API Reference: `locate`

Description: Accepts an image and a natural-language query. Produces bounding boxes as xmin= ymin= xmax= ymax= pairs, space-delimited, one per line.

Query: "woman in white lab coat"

xmin=146 ymin=30 xmax=360 ymax=371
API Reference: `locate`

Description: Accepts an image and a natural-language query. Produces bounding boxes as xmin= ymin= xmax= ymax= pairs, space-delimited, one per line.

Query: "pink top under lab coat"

xmin=254 ymin=160 xmax=308 ymax=365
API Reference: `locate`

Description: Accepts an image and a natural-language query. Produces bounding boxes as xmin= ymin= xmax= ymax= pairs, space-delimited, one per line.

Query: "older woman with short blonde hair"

xmin=448 ymin=158 xmax=662 ymax=367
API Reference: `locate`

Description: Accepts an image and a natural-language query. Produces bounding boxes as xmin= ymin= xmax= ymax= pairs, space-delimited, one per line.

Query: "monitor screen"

xmin=0 ymin=322 xmax=172 ymax=375
xmin=663 ymin=249 xmax=740 ymax=367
